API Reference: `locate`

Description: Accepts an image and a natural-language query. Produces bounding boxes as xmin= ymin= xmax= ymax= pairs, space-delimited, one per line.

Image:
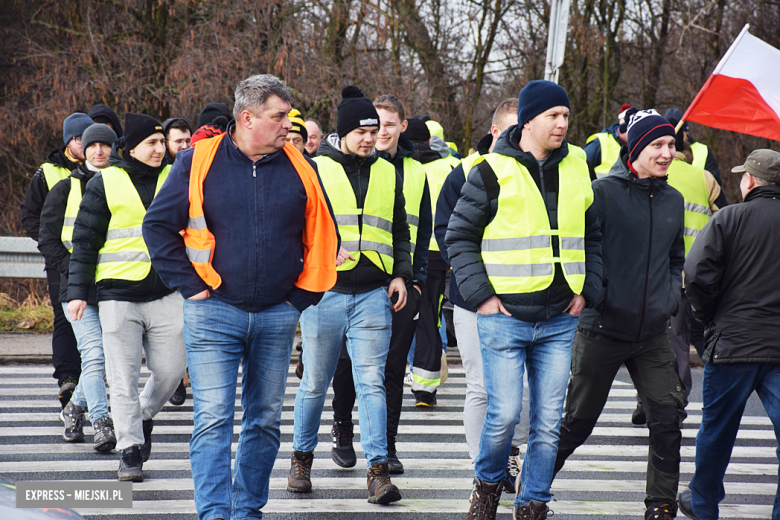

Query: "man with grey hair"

xmin=144 ymin=73 xmax=339 ymax=520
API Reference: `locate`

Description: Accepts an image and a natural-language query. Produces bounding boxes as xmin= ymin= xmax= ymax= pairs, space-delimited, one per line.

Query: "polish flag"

xmin=681 ymin=25 xmax=780 ymax=141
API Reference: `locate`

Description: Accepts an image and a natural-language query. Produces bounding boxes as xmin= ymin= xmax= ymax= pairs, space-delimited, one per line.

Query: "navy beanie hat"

xmin=517 ymin=80 xmax=570 ymax=125
xmin=627 ymin=109 xmax=676 ymax=163
xmin=123 ymin=113 xmax=164 ymax=152
xmin=337 ymin=86 xmax=380 ymax=138
xmin=62 ymin=113 xmax=94 ymax=145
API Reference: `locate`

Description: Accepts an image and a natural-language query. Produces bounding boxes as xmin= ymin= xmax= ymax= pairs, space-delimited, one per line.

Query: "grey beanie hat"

xmin=81 ymin=123 xmax=118 ymax=152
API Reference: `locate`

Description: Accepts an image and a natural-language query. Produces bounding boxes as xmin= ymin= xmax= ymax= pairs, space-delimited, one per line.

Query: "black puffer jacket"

xmin=316 ymin=134 xmax=412 ymax=294
xmin=445 ymin=126 xmax=603 ymax=322
xmin=578 ymin=148 xmax=685 ymax=342
xmin=37 ymin=164 xmax=99 ymax=305
xmin=685 ymin=184 xmax=780 ymax=364
xmin=68 ymin=142 xmax=173 ymax=303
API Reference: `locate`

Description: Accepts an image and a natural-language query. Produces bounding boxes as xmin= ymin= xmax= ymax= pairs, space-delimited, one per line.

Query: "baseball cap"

xmin=731 ymin=149 xmax=780 ymax=184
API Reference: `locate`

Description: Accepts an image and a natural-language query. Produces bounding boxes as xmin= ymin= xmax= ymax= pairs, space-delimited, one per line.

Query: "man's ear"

xmin=401 ymin=120 xmax=408 ymax=132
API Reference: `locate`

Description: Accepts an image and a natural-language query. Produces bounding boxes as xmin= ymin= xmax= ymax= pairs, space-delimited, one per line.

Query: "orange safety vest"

xmin=182 ymin=133 xmax=338 ymax=292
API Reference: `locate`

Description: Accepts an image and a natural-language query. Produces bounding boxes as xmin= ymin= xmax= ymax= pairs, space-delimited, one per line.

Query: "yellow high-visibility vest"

xmin=690 ymin=141 xmax=708 ymax=170
xmin=61 ymin=177 xmax=82 ymax=253
xmin=585 ymin=132 xmax=622 ymax=178
xmin=666 ymin=159 xmax=712 ymax=256
xmin=569 ymin=144 xmax=587 ymax=161
xmin=422 ymin=158 xmax=455 ymax=252
xmin=95 ymin=166 xmax=170 ymax=282
xmin=315 ymin=156 xmax=396 ymax=273
xmin=41 ymin=163 xmax=71 ymax=191
xmin=401 ymin=156 xmax=427 ymax=262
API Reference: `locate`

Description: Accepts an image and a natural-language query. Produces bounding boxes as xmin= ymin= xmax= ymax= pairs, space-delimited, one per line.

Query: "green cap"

xmin=731 ymin=149 xmax=780 ymax=184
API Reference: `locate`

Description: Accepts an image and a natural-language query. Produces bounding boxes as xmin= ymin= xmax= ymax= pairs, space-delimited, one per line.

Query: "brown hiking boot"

xmin=466 ymin=478 xmax=502 ymax=520
xmin=514 ymin=500 xmax=550 ymax=520
xmin=287 ymin=450 xmax=313 ymax=493
xmin=367 ymin=461 xmax=401 ymax=504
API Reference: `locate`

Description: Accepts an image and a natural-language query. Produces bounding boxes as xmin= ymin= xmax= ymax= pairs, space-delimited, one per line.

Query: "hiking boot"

xmin=59 ymin=401 xmax=85 ymax=442
xmin=331 ymin=421 xmax=356 ymax=468
xmin=92 ymin=417 xmax=116 ymax=452
xmin=514 ymin=500 xmax=550 ymax=520
xmin=677 ymin=490 xmax=700 ymax=520
xmin=140 ymin=419 xmax=153 ymax=462
xmin=58 ymin=376 xmax=78 ymax=408
xmin=287 ymin=450 xmax=313 ymax=493
xmin=466 ymin=478 xmax=502 ymax=520
xmin=168 ymin=379 xmax=186 ymax=406
xmin=632 ymin=395 xmax=647 ymax=427
xmin=387 ymin=436 xmax=404 ymax=474
xmin=645 ymin=503 xmax=676 ymax=520
xmin=118 ymin=445 xmax=144 ymax=482
xmin=502 ymin=445 xmax=521 ymax=494
xmin=367 ymin=461 xmax=401 ymax=504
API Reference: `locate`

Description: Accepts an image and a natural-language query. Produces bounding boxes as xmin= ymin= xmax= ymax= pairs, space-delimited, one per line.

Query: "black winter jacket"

xmin=316 ymin=134 xmax=413 ymax=294
xmin=684 ymin=184 xmax=780 ymax=364
xmin=578 ymin=148 xmax=685 ymax=342
xmin=38 ymin=164 xmax=99 ymax=305
xmin=68 ymin=143 xmax=173 ymax=303
xmin=445 ymin=126 xmax=603 ymax=322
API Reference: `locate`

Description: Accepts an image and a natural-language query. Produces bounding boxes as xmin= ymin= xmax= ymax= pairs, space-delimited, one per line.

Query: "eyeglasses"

xmin=72 ymin=136 xmax=83 ymax=143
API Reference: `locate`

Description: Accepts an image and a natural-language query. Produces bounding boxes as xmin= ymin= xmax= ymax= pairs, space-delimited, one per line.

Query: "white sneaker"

xmin=403 ymin=372 xmax=413 ymax=387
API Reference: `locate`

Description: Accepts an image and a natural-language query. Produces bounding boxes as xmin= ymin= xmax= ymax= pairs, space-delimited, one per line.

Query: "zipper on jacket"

xmin=253 ymin=164 xmax=256 ymax=178
xmin=636 ymin=183 xmax=654 ymax=341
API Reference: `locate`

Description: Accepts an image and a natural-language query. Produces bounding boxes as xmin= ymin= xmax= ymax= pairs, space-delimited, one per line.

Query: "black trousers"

xmin=332 ymin=286 xmax=422 ymax=439
xmin=411 ymin=267 xmax=447 ymax=400
xmin=668 ymin=289 xmax=694 ymax=403
xmin=46 ymin=270 xmax=80 ymax=383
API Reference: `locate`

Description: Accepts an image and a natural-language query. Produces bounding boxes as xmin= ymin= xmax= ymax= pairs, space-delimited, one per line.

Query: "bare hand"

xmin=388 ymin=277 xmax=407 ymax=312
xmin=67 ymin=300 xmax=87 ymax=321
xmin=564 ymin=294 xmax=585 ymax=316
xmin=477 ymin=295 xmax=511 ymax=316
xmin=188 ymin=289 xmax=211 ymax=300
xmin=336 ymin=247 xmax=355 ymax=267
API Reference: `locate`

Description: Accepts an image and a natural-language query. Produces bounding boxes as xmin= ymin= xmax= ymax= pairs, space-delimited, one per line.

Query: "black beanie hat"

xmin=517 ymin=80 xmax=570 ymax=125
xmin=198 ymin=102 xmax=232 ymax=129
xmin=124 ymin=113 xmax=164 ymax=152
xmin=337 ymin=86 xmax=380 ymax=138
xmin=403 ymin=118 xmax=431 ymax=142
xmin=627 ymin=109 xmax=676 ymax=164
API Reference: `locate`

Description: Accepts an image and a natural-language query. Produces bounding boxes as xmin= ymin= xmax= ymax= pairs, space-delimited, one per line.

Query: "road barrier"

xmin=0 ymin=237 xmax=46 ymax=279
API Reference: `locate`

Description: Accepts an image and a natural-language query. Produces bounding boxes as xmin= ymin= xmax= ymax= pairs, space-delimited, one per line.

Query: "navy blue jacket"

xmin=143 ymin=124 xmax=338 ymax=313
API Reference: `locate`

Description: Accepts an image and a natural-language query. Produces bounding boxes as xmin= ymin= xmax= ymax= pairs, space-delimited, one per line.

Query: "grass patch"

xmin=0 ymin=292 xmax=54 ymax=332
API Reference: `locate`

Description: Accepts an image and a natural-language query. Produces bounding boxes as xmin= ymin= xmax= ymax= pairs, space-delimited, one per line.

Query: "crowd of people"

xmin=19 ymin=73 xmax=780 ymax=520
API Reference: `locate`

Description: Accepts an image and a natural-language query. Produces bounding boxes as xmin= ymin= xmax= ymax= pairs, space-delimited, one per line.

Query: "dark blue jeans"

xmin=689 ymin=363 xmax=780 ymax=520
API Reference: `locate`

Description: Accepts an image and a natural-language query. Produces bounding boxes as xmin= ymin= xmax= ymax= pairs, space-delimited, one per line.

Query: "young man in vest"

xmin=553 ymin=110 xmax=686 ymax=520
xmin=403 ymin=117 xmax=454 ymax=407
xmin=436 ymin=99 xmax=529 ymax=495
xmin=328 ymin=94 xmax=431 ymax=474
xmin=67 ymin=113 xmax=187 ymax=482
xmin=288 ymin=86 xmax=411 ymax=504
xmin=143 ymin=74 xmax=339 ymax=520
xmin=22 ymin=112 xmax=93 ymax=409
xmin=38 ymin=123 xmax=118 ymax=451
xmin=583 ymin=104 xmax=636 ymax=180
xmin=445 ymin=80 xmax=602 ymax=520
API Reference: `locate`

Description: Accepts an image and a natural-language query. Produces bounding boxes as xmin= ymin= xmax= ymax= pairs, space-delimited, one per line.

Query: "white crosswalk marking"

xmin=0 ymin=365 xmax=775 ymax=519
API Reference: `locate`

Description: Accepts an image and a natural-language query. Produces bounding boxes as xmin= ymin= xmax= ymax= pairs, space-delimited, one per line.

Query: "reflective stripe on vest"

xmin=690 ymin=141 xmax=708 ymax=170
xmin=95 ymin=165 xmax=170 ymax=282
xmin=41 ymin=163 xmax=71 ymax=191
xmin=401 ymin=156 xmax=426 ymax=260
xmin=61 ymin=177 xmax=82 ymax=253
xmin=422 ymin=158 xmax=455 ymax=252
xmin=315 ymin=155 xmax=396 ymax=273
xmin=666 ymin=159 xmax=712 ymax=256
xmin=586 ymin=132 xmax=622 ymax=178
xmin=479 ymin=153 xmax=593 ymax=294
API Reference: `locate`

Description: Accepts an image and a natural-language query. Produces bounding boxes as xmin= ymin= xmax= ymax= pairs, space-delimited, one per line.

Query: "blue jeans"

xmin=62 ymin=303 xmax=109 ymax=423
xmin=184 ymin=297 xmax=300 ymax=520
xmin=475 ymin=311 xmax=578 ymax=506
xmin=294 ymin=288 xmax=392 ymax=466
xmin=689 ymin=363 xmax=780 ymax=520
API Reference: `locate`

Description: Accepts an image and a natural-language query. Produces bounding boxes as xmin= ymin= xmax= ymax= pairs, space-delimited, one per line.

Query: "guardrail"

xmin=0 ymin=237 xmax=46 ymax=279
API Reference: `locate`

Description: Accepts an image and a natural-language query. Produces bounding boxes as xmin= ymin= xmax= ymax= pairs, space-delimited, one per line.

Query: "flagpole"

xmin=677 ymin=23 xmax=751 ymax=132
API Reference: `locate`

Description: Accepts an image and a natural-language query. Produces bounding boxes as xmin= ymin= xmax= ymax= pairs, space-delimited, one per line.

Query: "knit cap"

xmin=81 ymin=123 xmax=117 ymax=151
xmin=198 ymin=102 xmax=232 ymax=129
xmin=123 ymin=113 xmax=164 ymax=152
xmin=618 ymin=107 xmax=639 ymax=134
xmin=337 ymin=86 xmax=380 ymax=138
xmin=403 ymin=118 xmax=431 ymax=142
xmin=664 ymin=108 xmax=689 ymax=131
xmin=63 ymin=113 xmax=94 ymax=145
xmin=288 ymin=108 xmax=308 ymax=142
xmin=517 ymin=80 xmax=570 ymax=125
xmin=627 ymin=109 xmax=676 ymax=163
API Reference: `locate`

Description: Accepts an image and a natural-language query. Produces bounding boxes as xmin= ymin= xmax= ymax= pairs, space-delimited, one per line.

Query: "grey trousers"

xmin=99 ymin=292 xmax=187 ymax=451
xmin=454 ymin=305 xmax=529 ymax=463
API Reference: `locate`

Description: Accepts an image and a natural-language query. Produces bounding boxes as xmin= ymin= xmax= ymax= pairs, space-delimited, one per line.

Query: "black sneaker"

xmin=387 ymin=436 xmax=403 ymax=474
xmin=677 ymin=490 xmax=700 ymax=520
xmin=58 ymin=376 xmax=78 ymax=409
xmin=414 ymin=390 xmax=437 ymax=407
xmin=632 ymin=402 xmax=647 ymax=427
xmin=140 ymin=419 xmax=153 ymax=462
xmin=502 ymin=445 xmax=521 ymax=494
xmin=93 ymin=417 xmax=117 ymax=452
xmin=168 ymin=379 xmax=186 ymax=406
xmin=118 ymin=445 xmax=143 ymax=482
xmin=331 ymin=421 xmax=356 ymax=468
xmin=59 ymin=401 xmax=85 ymax=442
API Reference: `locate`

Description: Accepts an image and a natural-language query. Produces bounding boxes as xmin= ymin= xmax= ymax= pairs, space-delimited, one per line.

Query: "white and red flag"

xmin=680 ymin=24 xmax=780 ymax=141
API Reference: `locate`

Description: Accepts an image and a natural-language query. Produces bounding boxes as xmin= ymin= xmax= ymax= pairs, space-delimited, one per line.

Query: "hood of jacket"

xmin=71 ymin=162 xmax=99 ymax=183
xmin=317 ymin=133 xmax=380 ymax=170
xmin=429 ymin=135 xmax=452 ymax=158
xmin=410 ymin=140 xmax=442 ymax=164
xmin=88 ymin=104 xmax=124 ymax=138
xmin=476 ymin=133 xmax=492 ymax=155
xmin=46 ymin=146 xmax=80 ymax=171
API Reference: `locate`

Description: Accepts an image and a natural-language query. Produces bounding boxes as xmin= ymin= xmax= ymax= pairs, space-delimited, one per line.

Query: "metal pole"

xmin=544 ymin=0 xmax=572 ymax=84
